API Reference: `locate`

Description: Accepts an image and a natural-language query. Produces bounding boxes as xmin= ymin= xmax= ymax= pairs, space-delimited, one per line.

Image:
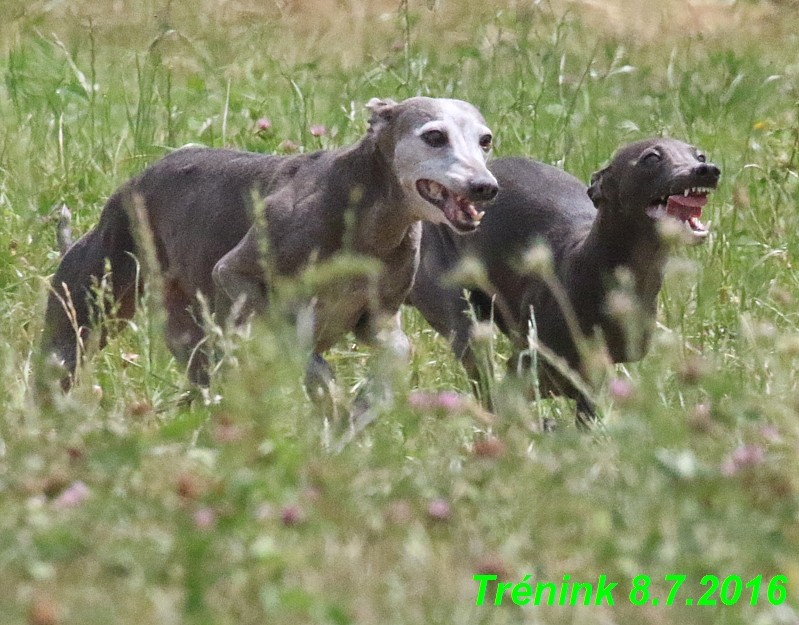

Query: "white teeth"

xmin=678 ymin=187 xmax=712 ymax=196
xmin=475 ymin=211 xmax=485 ymax=222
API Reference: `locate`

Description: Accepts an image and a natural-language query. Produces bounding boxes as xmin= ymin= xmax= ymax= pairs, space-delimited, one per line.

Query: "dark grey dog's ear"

xmin=587 ymin=166 xmax=609 ymax=204
xmin=366 ymin=98 xmax=398 ymax=131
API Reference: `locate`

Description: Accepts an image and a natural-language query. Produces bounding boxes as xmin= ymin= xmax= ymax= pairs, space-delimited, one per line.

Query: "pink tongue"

xmin=443 ymin=196 xmax=461 ymax=223
xmin=443 ymin=194 xmax=477 ymax=223
xmin=461 ymin=199 xmax=479 ymax=219
xmin=667 ymin=194 xmax=707 ymax=210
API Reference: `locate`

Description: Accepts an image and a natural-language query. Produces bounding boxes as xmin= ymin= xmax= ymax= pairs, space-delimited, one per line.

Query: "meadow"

xmin=2 ymin=0 xmax=799 ymax=623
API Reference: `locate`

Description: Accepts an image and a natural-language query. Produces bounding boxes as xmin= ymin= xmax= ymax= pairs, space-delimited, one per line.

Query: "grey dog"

xmin=39 ymin=96 xmax=498 ymax=398
xmin=409 ymin=138 xmax=720 ymax=425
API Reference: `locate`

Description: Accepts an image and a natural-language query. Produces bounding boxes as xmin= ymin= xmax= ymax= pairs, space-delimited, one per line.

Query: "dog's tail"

xmin=37 ymin=191 xmax=141 ymax=394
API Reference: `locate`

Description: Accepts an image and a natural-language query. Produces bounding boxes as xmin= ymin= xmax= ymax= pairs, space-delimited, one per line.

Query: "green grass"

xmin=3 ymin=1 xmax=799 ymax=623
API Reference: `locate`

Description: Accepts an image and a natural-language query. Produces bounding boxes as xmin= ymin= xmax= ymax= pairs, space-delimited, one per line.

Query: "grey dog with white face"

xmin=39 ymin=96 xmax=498 ymax=396
xmin=409 ymin=138 xmax=720 ymax=425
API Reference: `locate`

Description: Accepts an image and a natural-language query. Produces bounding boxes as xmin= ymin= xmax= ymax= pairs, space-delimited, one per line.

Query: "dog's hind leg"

xmin=38 ymin=194 xmax=139 ymax=393
xmin=212 ymin=225 xmax=269 ymax=320
xmin=163 ymin=277 xmax=209 ymax=386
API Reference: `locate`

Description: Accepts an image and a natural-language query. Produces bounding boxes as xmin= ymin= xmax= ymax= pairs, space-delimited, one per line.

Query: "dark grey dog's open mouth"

xmin=645 ymin=185 xmax=715 ymax=241
xmin=417 ymin=179 xmax=485 ymax=233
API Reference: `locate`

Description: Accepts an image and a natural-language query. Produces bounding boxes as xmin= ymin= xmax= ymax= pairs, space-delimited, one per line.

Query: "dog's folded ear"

xmin=587 ymin=166 xmax=609 ymax=204
xmin=366 ymin=98 xmax=398 ymax=131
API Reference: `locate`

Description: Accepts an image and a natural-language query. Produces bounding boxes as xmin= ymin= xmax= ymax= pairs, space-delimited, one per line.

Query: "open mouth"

xmin=416 ymin=179 xmax=485 ymax=233
xmin=645 ymin=186 xmax=714 ymax=242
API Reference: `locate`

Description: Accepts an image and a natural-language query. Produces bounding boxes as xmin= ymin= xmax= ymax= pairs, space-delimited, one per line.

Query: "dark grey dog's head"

xmin=587 ymin=138 xmax=721 ymax=244
xmin=366 ymin=96 xmax=498 ymax=234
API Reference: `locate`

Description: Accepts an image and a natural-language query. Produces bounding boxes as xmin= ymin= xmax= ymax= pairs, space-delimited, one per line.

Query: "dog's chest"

xmin=310 ymin=236 xmax=419 ymax=350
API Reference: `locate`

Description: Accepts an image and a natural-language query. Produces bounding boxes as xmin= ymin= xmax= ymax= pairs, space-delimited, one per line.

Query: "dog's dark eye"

xmin=421 ymin=129 xmax=448 ymax=148
xmin=697 ymin=153 xmax=706 ymax=163
xmin=640 ymin=149 xmax=661 ymax=164
xmin=479 ymin=134 xmax=492 ymax=151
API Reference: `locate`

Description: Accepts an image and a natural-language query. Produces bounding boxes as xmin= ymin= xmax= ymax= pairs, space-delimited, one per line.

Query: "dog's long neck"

xmin=585 ymin=206 xmax=666 ymax=299
xmin=333 ymin=135 xmax=419 ymax=257
xmin=569 ymin=199 xmax=667 ymax=359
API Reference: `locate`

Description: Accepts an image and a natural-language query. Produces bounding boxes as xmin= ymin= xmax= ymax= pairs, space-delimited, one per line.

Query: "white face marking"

xmin=392 ymin=98 xmax=497 ymax=226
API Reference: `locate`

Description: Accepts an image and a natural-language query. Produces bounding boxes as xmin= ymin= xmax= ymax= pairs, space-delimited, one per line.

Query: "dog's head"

xmin=587 ymin=138 xmax=720 ymax=245
xmin=367 ymin=96 xmax=498 ymax=234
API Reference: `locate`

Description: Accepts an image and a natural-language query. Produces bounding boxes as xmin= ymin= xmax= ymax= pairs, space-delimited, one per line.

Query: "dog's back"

xmin=128 ymin=148 xmax=293 ymax=296
xmin=412 ymin=157 xmax=595 ymax=342
xmin=468 ymin=158 xmax=594 ymax=315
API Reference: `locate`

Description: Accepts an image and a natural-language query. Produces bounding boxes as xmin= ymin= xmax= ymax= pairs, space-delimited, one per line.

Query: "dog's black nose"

xmin=469 ymin=178 xmax=499 ymax=202
xmin=693 ymin=162 xmax=721 ymax=182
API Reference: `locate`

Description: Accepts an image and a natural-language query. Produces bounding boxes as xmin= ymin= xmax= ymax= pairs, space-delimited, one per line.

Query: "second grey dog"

xmin=39 ymin=96 xmax=498 ymax=396
xmin=409 ymin=138 xmax=720 ymax=424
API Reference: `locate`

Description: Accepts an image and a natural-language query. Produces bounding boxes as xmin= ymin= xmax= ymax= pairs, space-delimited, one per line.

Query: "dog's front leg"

xmin=374 ymin=311 xmax=410 ymax=363
xmin=343 ymin=311 xmax=409 ymax=442
xmin=304 ymin=352 xmax=338 ymax=418
xmin=212 ymin=226 xmax=269 ymax=323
